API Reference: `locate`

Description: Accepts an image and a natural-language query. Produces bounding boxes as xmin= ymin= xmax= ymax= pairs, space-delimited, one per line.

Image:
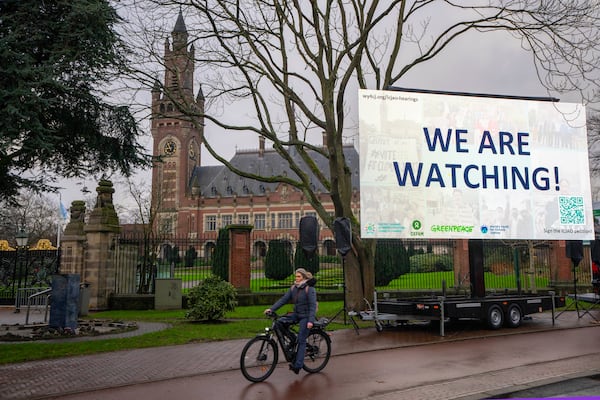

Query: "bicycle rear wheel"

xmin=302 ymin=330 xmax=331 ymax=373
xmin=240 ymin=336 xmax=278 ymax=382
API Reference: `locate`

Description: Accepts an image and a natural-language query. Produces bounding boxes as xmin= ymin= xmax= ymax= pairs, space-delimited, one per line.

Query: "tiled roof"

xmin=189 ymin=144 xmax=359 ymax=198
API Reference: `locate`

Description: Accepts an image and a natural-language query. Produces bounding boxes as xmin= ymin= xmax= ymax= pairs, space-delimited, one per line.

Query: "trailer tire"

xmin=486 ymin=305 xmax=504 ymax=330
xmin=505 ymin=304 xmax=522 ymax=328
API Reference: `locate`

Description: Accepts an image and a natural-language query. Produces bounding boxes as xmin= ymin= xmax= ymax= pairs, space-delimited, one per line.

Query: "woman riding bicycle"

xmin=264 ymin=267 xmax=317 ymax=374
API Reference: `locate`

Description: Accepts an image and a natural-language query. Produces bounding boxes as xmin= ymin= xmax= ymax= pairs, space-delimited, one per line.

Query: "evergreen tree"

xmin=212 ymin=228 xmax=229 ymax=280
xmin=184 ymin=246 xmax=197 ymax=268
xmin=374 ymin=239 xmax=410 ymax=286
xmin=294 ymin=242 xmax=320 ymax=275
xmin=0 ymin=0 xmax=150 ymax=202
xmin=265 ymin=240 xmax=293 ymax=281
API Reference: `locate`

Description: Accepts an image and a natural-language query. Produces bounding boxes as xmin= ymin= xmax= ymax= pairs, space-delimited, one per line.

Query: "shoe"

xmin=289 ymin=363 xmax=300 ymax=374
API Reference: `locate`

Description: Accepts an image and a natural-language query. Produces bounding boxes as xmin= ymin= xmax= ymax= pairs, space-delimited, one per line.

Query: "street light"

xmin=15 ymin=229 xmax=29 ymax=248
xmin=13 ymin=229 xmax=29 ymax=313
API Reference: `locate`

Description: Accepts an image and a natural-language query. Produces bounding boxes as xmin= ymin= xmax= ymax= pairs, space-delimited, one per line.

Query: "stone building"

xmin=150 ymin=12 xmax=360 ymax=249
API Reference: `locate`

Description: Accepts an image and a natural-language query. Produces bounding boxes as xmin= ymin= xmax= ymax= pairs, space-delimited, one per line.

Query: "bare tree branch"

xmin=125 ymin=0 xmax=600 ymax=308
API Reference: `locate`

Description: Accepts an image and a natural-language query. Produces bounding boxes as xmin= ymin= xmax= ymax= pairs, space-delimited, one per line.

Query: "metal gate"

xmin=0 ymin=249 xmax=61 ymax=306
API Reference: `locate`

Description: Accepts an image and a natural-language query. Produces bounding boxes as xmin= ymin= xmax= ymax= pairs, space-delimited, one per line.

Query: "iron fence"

xmin=114 ymin=234 xmax=591 ymax=296
xmin=0 ymin=235 xmax=586 ymax=305
xmin=0 ymin=249 xmax=60 ymax=305
xmin=113 ymin=235 xmax=214 ymax=295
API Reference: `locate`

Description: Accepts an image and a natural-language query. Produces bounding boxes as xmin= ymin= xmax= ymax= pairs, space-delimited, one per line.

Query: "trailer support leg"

xmin=551 ymin=290 xmax=556 ymax=327
xmin=439 ymin=296 xmax=445 ymax=337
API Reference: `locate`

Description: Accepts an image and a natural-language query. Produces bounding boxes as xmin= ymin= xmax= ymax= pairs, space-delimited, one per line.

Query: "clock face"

xmin=164 ymin=140 xmax=176 ymax=155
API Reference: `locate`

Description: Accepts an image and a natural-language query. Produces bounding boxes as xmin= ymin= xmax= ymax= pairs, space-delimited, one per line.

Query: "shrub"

xmin=185 ymin=275 xmax=237 ymax=321
xmin=484 ymin=246 xmax=514 ymax=272
xmin=265 ymin=239 xmax=293 ymax=280
xmin=294 ymin=242 xmax=320 ymax=274
xmin=410 ymin=253 xmax=454 ymax=273
xmin=212 ymin=228 xmax=229 ymax=280
xmin=375 ymin=239 xmax=410 ymax=286
xmin=184 ymin=246 xmax=197 ymax=268
xmin=163 ymin=244 xmax=181 ymax=266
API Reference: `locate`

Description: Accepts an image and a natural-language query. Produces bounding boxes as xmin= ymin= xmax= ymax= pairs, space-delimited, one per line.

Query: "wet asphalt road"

xmin=49 ymin=326 xmax=600 ymax=400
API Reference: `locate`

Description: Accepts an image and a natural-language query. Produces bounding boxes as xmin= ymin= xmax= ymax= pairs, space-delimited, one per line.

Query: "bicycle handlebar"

xmin=264 ymin=310 xmax=329 ymax=328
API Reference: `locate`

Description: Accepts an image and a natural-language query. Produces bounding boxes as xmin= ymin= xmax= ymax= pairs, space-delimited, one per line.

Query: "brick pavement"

xmin=0 ymin=308 xmax=598 ymax=400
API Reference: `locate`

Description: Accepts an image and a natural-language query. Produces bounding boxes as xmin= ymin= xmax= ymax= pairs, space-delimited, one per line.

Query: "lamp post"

xmin=13 ymin=229 xmax=29 ymax=313
xmin=15 ymin=229 xmax=29 ymax=248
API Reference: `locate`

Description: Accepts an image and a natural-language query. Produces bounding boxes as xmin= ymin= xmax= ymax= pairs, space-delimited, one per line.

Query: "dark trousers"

xmin=278 ymin=313 xmax=309 ymax=369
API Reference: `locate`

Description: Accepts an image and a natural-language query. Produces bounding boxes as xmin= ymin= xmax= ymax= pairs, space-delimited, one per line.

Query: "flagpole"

xmin=57 ymin=193 xmax=62 ymax=248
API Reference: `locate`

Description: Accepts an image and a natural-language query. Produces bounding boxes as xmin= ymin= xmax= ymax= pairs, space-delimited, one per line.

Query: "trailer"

xmin=355 ymin=87 xmax=588 ymax=337
xmin=359 ymin=290 xmax=566 ymax=336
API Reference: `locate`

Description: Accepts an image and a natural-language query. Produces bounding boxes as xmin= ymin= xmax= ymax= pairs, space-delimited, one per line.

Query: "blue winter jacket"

xmin=270 ymin=278 xmax=317 ymax=323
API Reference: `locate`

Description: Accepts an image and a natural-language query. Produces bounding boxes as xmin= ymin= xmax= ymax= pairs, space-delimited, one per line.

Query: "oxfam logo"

xmin=412 ymin=220 xmax=422 ymax=230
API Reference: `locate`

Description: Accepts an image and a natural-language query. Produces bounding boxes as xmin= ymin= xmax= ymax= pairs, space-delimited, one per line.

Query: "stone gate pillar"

xmin=228 ymin=225 xmax=252 ymax=292
xmin=83 ymin=180 xmax=121 ymax=310
xmin=60 ymin=201 xmax=87 ymax=277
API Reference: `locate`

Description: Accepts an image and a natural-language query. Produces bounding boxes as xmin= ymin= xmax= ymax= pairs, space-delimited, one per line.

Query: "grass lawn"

xmin=1 ymin=297 xmax=593 ymax=366
xmin=173 ymin=265 xmax=553 ymax=293
xmin=0 ymin=301 xmax=370 ymax=365
xmin=385 ymin=271 xmax=550 ymax=291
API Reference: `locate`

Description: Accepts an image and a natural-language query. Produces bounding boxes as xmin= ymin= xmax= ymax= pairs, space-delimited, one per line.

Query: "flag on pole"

xmin=59 ymin=202 xmax=68 ymax=221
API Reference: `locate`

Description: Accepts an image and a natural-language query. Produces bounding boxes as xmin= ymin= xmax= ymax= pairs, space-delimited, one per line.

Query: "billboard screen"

xmin=358 ymin=88 xmax=593 ymax=240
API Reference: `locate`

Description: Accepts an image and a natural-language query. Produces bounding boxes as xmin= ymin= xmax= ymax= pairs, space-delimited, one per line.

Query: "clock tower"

xmin=151 ymin=11 xmax=204 ymax=235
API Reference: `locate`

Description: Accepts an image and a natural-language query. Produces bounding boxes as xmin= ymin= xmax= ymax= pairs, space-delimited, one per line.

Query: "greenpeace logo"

xmin=431 ymin=225 xmax=473 ymax=233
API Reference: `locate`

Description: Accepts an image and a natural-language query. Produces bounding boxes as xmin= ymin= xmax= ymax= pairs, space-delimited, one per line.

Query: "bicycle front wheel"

xmin=240 ymin=336 xmax=279 ymax=382
xmin=302 ymin=330 xmax=331 ymax=373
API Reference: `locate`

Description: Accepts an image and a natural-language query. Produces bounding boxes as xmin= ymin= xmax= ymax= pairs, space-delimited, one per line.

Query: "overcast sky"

xmin=56 ymin=4 xmax=591 ymax=215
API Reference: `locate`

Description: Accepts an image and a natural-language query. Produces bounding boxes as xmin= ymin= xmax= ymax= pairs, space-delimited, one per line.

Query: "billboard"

xmin=358 ymin=88 xmax=594 ymax=240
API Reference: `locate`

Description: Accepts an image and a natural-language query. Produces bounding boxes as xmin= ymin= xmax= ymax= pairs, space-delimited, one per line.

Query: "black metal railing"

xmin=0 ymin=249 xmax=60 ymax=305
xmin=113 ymin=234 xmax=588 ymax=296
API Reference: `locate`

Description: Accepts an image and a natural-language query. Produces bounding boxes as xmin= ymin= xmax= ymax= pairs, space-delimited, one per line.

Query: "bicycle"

xmin=240 ymin=311 xmax=332 ymax=382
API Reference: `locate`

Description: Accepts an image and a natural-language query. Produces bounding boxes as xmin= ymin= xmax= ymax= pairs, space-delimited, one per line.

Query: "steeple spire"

xmin=171 ymin=10 xmax=188 ymax=50
xmin=173 ymin=9 xmax=187 ymax=33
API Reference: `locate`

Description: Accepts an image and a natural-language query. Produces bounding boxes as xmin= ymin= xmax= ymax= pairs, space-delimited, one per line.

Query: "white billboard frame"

xmin=358 ymin=88 xmax=594 ymax=240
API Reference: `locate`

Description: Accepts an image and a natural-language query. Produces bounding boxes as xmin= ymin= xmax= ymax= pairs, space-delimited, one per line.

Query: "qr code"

xmin=558 ymin=196 xmax=585 ymax=225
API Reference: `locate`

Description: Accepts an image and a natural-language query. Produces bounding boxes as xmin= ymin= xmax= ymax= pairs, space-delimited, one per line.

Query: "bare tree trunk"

xmin=528 ymin=241 xmax=537 ymax=294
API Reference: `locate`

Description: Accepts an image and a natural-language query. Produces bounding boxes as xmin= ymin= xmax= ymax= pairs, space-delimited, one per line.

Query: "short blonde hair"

xmin=295 ymin=268 xmax=313 ymax=280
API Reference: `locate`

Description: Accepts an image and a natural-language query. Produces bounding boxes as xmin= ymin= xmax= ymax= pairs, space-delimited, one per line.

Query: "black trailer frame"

xmin=359 ymin=290 xmax=566 ymax=336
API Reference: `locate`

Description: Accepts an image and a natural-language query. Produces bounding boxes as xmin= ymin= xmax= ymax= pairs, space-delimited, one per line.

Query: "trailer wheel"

xmin=486 ymin=305 xmax=504 ymax=330
xmin=505 ymin=304 xmax=522 ymax=328
xmin=375 ymin=321 xmax=384 ymax=332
